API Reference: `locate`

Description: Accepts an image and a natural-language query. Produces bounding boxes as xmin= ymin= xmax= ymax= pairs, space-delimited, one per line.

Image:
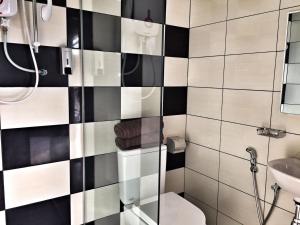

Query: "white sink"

xmin=268 ymin=158 xmax=300 ymax=201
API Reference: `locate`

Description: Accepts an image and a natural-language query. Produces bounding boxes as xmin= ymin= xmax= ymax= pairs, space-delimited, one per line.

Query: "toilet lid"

xmin=160 ymin=192 xmax=206 ymax=225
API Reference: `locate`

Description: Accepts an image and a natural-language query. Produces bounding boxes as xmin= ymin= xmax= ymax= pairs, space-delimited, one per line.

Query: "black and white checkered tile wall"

xmin=0 ymin=0 xmax=189 ymax=224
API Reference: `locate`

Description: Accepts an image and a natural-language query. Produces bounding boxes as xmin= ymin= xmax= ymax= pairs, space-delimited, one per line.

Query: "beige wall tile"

xmin=185 ymin=194 xmax=218 ymax=225
xmin=163 ymin=115 xmax=186 ymax=143
xmin=221 ymin=122 xmax=269 ymax=164
xmin=187 ymin=87 xmax=223 ymax=119
xmin=164 ymin=57 xmax=188 ymax=86
xmin=186 ymin=116 xmax=221 ymax=150
xmin=188 ymin=57 xmax=224 ymax=88
xmin=219 ymin=153 xmax=266 ymax=197
xmin=265 ymin=204 xmax=294 ymax=225
xmin=185 ymin=169 xmax=219 ymax=208
xmin=271 ymin=92 xmax=300 ymax=134
xmin=218 ymin=184 xmax=261 ymax=225
xmin=265 ymin=169 xmax=294 ymax=213
xmin=228 ymin=0 xmax=280 ymax=19
xmin=217 ymin=213 xmax=242 ymax=225
xmin=226 ymin=12 xmax=279 ymax=54
xmin=269 ymin=133 xmax=300 ymax=161
xmin=190 ymin=0 xmax=227 ymax=27
xmin=190 ymin=23 xmax=226 ymax=57
xmin=224 ymin=52 xmax=276 ymax=91
xmin=278 ymin=6 xmax=300 ymax=51
xmin=274 ymin=51 xmax=285 ymax=92
xmin=166 ymin=0 xmax=190 ymax=28
xmin=281 ymin=0 xmax=300 ymax=9
xmin=186 ymin=143 xmax=219 ymax=179
xmin=165 ymin=168 xmax=185 ymax=194
xmin=222 ymin=90 xmax=272 ymax=127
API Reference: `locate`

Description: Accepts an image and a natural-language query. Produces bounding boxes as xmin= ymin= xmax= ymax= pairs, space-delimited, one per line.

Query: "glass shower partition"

xmin=78 ymin=1 xmax=166 ymax=224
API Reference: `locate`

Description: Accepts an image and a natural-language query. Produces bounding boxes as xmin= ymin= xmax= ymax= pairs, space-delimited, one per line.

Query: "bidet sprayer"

xmin=246 ymin=147 xmax=258 ymax=172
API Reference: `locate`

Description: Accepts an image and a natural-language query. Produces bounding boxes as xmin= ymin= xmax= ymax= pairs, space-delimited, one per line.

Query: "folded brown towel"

xmin=114 ymin=117 xmax=163 ymax=139
xmin=116 ymin=132 xmax=163 ymax=150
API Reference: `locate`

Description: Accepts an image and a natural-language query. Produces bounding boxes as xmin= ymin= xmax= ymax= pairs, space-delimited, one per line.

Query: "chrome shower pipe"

xmin=32 ymin=0 xmax=39 ymax=53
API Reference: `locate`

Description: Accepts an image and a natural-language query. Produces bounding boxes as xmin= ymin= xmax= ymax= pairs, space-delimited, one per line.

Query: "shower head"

xmin=246 ymin=147 xmax=257 ymax=160
xmin=41 ymin=0 xmax=52 ymax=21
xmin=0 ymin=0 xmax=18 ymax=18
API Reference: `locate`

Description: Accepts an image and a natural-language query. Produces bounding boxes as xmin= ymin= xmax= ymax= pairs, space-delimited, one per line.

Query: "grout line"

xmin=188 ymin=86 xmax=277 ymax=92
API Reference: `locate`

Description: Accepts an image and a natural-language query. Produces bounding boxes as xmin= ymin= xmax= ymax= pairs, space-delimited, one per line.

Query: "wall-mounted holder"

xmin=60 ymin=47 xmax=73 ymax=75
xmin=257 ymin=127 xmax=286 ymax=138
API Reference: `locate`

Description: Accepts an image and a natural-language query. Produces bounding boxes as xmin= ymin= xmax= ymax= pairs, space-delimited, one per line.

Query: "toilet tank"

xmin=118 ymin=145 xmax=167 ymax=205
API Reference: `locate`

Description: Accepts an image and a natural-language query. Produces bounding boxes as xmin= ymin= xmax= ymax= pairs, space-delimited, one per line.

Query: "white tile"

xmin=70 ymin=124 xmax=83 ymax=159
xmin=71 ymin=192 xmax=84 ymax=225
xmin=163 ymin=115 xmax=186 ymax=144
xmin=189 ymin=22 xmax=226 ymax=57
xmin=281 ymin=0 xmax=300 ymax=8
xmin=164 ymin=57 xmax=188 ymax=86
xmin=271 ymin=92 xmax=300 ymax=135
xmin=224 ymin=52 xmax=276 ymax=91
xmin=185 ymin=169 xmax=218 ymax=208
xmin=83 ymin=51 xmax=121 ymax=87
xmin=226 ymin=12 xmax=279 ymax=54
xmin=265 ymin=169 xmax=295 ymax=213
xmin=217 ymin=213 xmax=242 ymax=225
xmin=166 ymin=0 xmax=190 ymax=28
xmin=0 ymin=211 xmax=5 ymax=225
xmin=0 ymin=88 xmax=68 ymax=129
xmin=121 ymin=18 xmax=163 ymax=56
xmin=85 ymin=184 xmax=120 ymax=223
xmin=220 ymin=122 xmax=269 ymax=165
xmin=218 ymin=184 xmax=261 ymax=225
xmin=186 ymin=143 xmax=219 ymax=179
xmin=190 ymin=0 xmax=227 ymax=27
xmin=186 ymin=116 xmax=221 ymax=150
xmin=67 ymin=0 xmax=121 ymax=16
xmin=188 ymin=57 xmax=224 ymax=88
xmin=0 ymin=2 xmax=66 ymax=47
xmin=187 ymin=87 xmax=222 ymax=119
xmin=219 ymin=153 xmax=266 ymax=198
xmin=265 ymin=204 xmax=294 ymax=225
xmin=69 ymin=49 xmax=83 ymax=87
xmin=228 ymin=0 xmax=280 ymax=19
xmin=84 ymin=121 xmax=119 ymax=157
xmin=165 ymin=168 xmax=184 ymax=194
xmin=4 ymin=161 xmax=70 ymax=209
xmin=121 ymin=87 xmax=161 ymax=119
xmin=185 ymin=194 xmax=218 ymax=225
xmin=222 ymin=89 xmax=272 ymax=127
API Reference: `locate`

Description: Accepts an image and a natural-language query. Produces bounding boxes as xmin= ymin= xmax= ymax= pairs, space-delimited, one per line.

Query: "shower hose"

xmin=0 ymin=0 xmax=41 ymax=104
xmin=251 ymin=165 xmax=280 ymax=225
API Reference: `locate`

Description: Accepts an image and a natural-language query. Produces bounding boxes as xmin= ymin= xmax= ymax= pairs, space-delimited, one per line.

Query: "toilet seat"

xmin=160 ymin=192 xmax=206 ymax=225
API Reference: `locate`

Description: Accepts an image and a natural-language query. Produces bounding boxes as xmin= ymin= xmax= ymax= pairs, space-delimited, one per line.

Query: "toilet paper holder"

xmin=166 ymin=136 xmax=186 ymax=154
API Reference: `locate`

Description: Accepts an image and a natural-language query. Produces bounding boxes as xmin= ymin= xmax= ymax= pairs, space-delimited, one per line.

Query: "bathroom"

xmin=0 ymin=0 xmax=299 ymax=224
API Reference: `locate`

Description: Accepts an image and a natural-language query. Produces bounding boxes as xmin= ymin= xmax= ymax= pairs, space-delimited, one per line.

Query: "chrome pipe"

xmin=32 ymin=0 xmax=39 ymax=53
xmin=292 ymin=201 xmax=300 ymax=225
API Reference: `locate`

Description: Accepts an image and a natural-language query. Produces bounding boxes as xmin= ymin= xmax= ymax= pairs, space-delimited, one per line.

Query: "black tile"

xmin=163 ymin=87 xmax=187 ymax=116
xmin=0 ymin=44 xmax=68 ymax=87
xmin=1 ymin=125 xmax=69 ymax=170
xmin=6 ymin=196 xmax=70 ymax=225
xmin=165 ymin=25 xmax=189 ymax=58
xmin=85 ymin=213 xmax=121 ymax=225
xmin=70 ymin=158 xmax=83 ymax=194
xmin=82 ymin=11 xmax=121 ymax=52
xmin=85 ymin=153 xmax=119 ymax=190
xmin=69 ymin=87 xmax=82 ymax=124
xmin=121 ymin=54 xmax=163 ymax=87
xmin=67 ymin=8 xmax=81 ymax=49
xmin=122 ymin=0 xmax=166 ymax=24
xmin=26 ymin=0 xmax=66 ymax=7
xmin=166 ymin=152 xmax=185 ymax=171
xmin=0 ymin=172 xmax=5 ymax=210
xmin=84 ymin=87 xmax=121 ymax=122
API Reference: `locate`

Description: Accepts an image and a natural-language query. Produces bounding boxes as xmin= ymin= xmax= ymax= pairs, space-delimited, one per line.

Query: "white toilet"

xmin=118 ymin=145 xmax=206 ymax=225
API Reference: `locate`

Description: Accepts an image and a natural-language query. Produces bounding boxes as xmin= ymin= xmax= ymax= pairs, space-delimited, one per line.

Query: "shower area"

xmin=0 ymin=0 xmax=176 ymax=224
